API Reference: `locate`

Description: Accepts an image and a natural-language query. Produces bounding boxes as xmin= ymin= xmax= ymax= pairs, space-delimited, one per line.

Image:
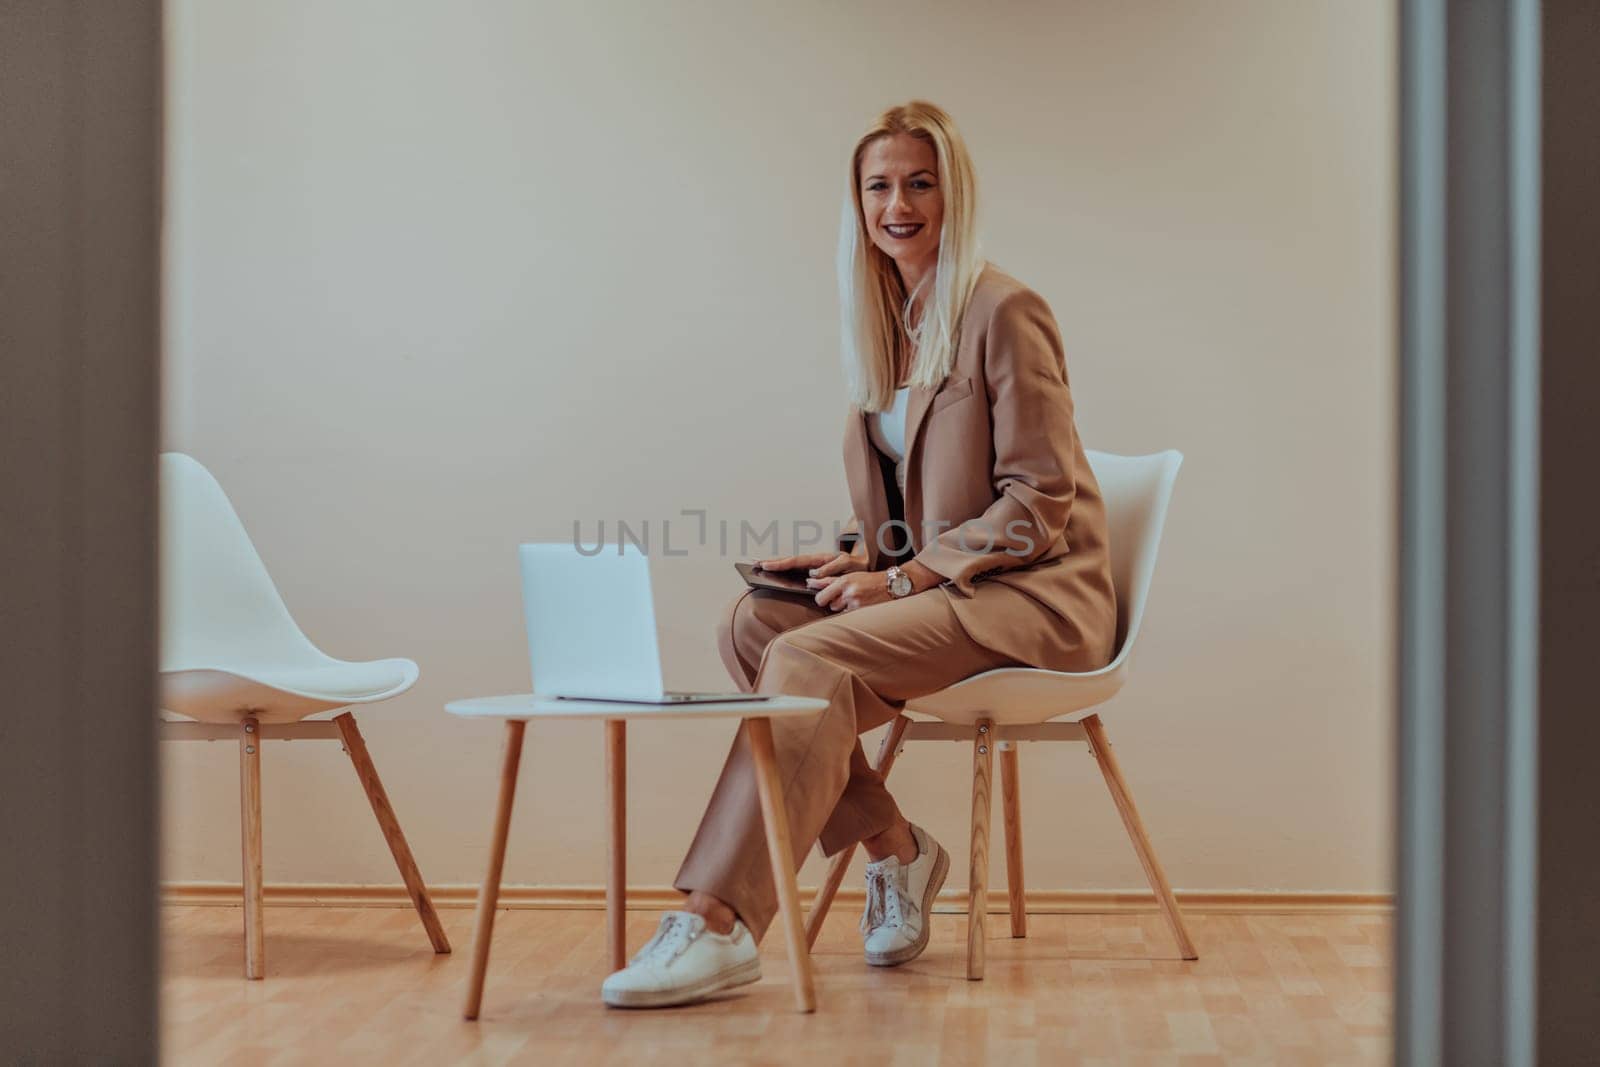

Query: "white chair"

xmin=159 ymin=452 xmax=450 ymax=978
xmin=803 ymin=449 xmax=1197 ymax=978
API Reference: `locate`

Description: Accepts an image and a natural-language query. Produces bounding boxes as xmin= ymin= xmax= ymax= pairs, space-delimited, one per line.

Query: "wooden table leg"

xmin=463 ymin=720 xmax=527 ymax=1020
xmin=746 ymin=717 xmax=816 ymax=1013
xmin=239 ymin=716 xmax=264 ymax=980
xmin=605 ymin=719 xmax=627 ymax=972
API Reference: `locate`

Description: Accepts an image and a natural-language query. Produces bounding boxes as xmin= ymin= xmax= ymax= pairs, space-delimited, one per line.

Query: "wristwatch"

xmin=886 ymin=565 xmax=913 ymax=599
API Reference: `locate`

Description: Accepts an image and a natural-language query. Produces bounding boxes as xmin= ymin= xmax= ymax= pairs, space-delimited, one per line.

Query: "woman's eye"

xmin=866 ymin=182 xmax=887 ymax=192
xmin=912 ymin=180 xmax=934 ymax=190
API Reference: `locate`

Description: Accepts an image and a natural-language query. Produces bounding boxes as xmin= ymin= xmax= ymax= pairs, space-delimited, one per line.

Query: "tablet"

xmin=735 ymin=561 xmax=816 ymax=598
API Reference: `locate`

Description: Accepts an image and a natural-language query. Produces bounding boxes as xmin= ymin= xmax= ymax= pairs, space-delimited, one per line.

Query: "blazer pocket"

xmin=930 ymin=375 xmax=974 ymax=414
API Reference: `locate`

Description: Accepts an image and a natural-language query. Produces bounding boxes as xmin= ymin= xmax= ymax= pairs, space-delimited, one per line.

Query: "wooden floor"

xmin=162 ymin=905 xmax=1391 ymax=1066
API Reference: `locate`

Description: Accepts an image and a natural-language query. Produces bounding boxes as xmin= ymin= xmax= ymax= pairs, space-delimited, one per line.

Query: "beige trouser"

xmin=672 ymin=587 xmax=1018 ymax=940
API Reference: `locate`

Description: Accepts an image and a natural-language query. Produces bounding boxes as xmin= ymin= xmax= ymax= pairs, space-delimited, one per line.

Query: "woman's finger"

xmin=826 ymin=576 xmax=863 ymax=613
xmin=759 ymin=553 xmax=829 ymax=572
xmin=811 ymin=552 xmax=851 ymax=577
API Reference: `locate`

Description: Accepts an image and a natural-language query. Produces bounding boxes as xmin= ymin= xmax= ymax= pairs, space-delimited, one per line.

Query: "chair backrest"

xmin=160 ymin=453 xmax=318 ymax=671
xmin=1084 ymin=449 xmax=1184 ymax=669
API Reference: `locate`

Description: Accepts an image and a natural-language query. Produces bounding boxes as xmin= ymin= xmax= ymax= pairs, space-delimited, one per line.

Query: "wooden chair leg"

xmin=333 ymin=713 xmax=451 ymax=954
xmin=968 ymin=718 xmax=994 ymax=980
xmin=464 ymin=720 xmax=526 ymax=1020
xmin=605 ymin=719 xmax=627 ymax=972
xmin=806 ymin=842 xmax=856 ymax=951
xmin=747 ymin=716 xmax=817 ymax=1013
xmin=1082 ymin=714 xmax=1198 ymax=960
xmin=999 ymin=742 xmax=1027 ymax=938
xmin=239 ymin=716 xmax=264 ymax=980
xmin=804 ymin=714 xmax=912 ymax=948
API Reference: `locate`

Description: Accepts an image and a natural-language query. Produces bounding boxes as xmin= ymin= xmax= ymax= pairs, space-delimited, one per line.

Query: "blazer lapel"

xmin=843 ymin=409 xmax=889 ymax=569
xmin=896 ymin=383 xmax=937 ymax=539
xmin=846 ymin=383 xmax=937 ymax=565
xmin=900 ymin=384 xmax=937 ymax=471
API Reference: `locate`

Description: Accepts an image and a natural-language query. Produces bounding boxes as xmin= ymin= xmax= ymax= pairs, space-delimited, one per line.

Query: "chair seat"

xmin=904 ymin=664 xmax=1127 ymax=726
xmin=160 ymin=657 xmax=419 ymax=724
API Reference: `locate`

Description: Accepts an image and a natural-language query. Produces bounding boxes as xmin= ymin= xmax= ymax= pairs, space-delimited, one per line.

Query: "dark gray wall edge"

xmin=0 ymin=1 xmax=162 ymax=1061
xmin=1537 ymin=3 xmax=1600 ymax=1064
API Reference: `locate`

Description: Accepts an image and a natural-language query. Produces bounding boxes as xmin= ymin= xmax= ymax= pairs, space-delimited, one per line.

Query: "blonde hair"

xmin=838 ymin=100 xmax=984 ymax=412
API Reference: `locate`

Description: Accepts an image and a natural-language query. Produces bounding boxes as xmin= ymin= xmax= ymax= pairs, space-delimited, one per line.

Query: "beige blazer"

xmin=841 ymin=265 xmax=1118 ymax=673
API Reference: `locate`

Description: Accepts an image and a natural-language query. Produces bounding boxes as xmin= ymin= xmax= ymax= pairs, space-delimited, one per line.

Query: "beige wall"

xmin=163 ymin=0 xmax=1394 ymax=896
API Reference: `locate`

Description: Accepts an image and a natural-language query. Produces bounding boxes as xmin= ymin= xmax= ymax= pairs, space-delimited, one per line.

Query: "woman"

xmin=601 ymin=101 xmax=1118 ymax=1008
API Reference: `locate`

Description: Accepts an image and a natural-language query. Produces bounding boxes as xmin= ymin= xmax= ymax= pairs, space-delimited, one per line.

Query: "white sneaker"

xmin=600 ymin=911 xmax=761 ymax=1008
xmin=860 ymin=823 xmax=949 ymax=967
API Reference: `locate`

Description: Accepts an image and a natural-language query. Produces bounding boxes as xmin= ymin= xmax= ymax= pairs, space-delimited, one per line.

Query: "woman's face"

xmin=858 ymin=133 xmax=944 ymax=280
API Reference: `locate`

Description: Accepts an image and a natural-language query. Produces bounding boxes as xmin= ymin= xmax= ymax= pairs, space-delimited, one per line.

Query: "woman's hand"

xmin=810 ymin=559 xmax=940 ymax=612
xmin=755 ymin=551 xmax=867 ymax=578
xmin=810 ymin=570 xmax=891 ymax=612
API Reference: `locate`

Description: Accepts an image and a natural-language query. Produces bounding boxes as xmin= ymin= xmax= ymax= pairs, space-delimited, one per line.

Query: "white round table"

xmin=446 ymin=693 xmax=828 ymax=1017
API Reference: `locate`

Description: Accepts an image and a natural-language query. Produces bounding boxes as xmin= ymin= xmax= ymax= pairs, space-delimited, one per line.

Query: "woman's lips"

xmin=883 ymin=223 xmax=925 ymax=239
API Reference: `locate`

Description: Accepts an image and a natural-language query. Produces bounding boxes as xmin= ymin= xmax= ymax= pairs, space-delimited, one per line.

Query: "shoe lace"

xmin=632 ymin=913 xmax=700 ymax=966
xmin=860 ymin=863 xmax=912 ymax=935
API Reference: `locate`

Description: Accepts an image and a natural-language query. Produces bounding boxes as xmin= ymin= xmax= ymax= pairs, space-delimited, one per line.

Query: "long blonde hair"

xmin=838 ymin=101 xmax=984 ymax=412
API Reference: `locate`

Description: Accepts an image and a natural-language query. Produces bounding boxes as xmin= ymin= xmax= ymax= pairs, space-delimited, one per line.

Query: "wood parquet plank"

xmin=162 ymin=906 xmax=1391 ymax=1066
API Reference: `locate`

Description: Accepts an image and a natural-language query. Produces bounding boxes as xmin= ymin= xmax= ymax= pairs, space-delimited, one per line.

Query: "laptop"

xmin=519 ymin=542 xmax=769 ymax=704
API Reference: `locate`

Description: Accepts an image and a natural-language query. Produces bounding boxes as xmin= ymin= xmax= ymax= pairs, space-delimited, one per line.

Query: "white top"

xmin=445 ymin=693 xmax=828 ymax=722
xmin=867 ymin=387 xmax=912 ymax=496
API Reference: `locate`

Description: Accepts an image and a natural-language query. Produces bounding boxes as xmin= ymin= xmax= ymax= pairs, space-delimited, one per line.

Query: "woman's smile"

xmin=882 ymin=223 xmax=925 ymax=239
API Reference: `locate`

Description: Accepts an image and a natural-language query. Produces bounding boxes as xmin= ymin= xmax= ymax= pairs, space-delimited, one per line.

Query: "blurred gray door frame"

xmin=0 ymin=1 xmax=162 ymax=1061
xmin=1399 ymin=1 xmax=1599 ymax=1064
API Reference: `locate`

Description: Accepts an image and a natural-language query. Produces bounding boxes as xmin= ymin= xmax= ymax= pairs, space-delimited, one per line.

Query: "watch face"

xmin=889 ymin=569 xmax=912 ymax=597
